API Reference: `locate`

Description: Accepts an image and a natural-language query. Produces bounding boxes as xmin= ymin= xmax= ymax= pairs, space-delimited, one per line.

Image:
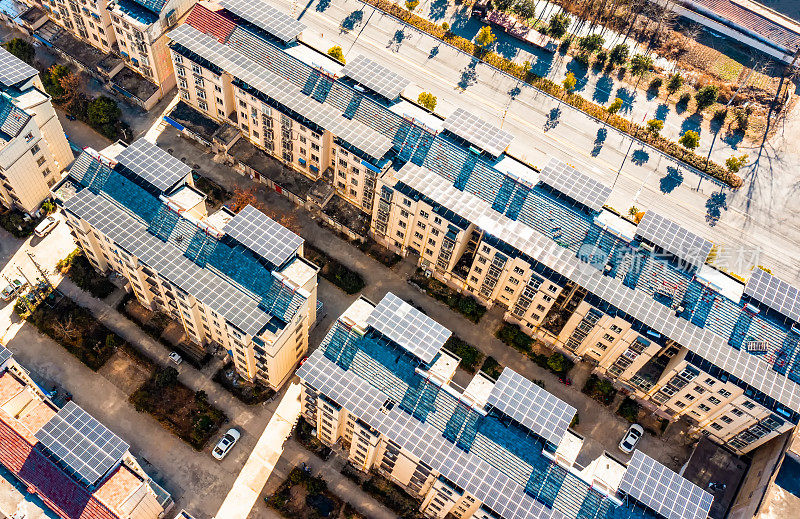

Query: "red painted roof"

xmin=0 ymin=414 xmax=120 ymax=519
xmin=186 ymin=3 xmax=235 ymax=43
xmin=684 ymin=0 xmax=800 ymax=50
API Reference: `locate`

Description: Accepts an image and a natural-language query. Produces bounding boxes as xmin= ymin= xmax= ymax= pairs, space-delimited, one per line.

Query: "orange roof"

xmin=94 ymin=465 xmax=143 ymax=511
xmin=0 ymin=371 xmax=24 ymax=405
xmin=17 ymin=400 xmax=57 ymax=439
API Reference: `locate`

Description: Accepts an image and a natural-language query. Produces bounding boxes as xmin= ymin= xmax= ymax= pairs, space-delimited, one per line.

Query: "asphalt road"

xmin=284 ymin=0 xmax=800 ymax=283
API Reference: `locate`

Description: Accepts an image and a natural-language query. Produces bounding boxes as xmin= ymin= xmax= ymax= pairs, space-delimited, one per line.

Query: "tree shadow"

xmin=660 ymin=166 xmax=683 ymax=193
xmin=429 ymin=0 xmax=448 ymax=21
xmin=675 ymin=97 xmax=689 ymax=114
xmin=387 ymin=29 xmax=405 ymax=52
xmin=495 ymin=38 xmax=519 ymax=59
xmin=544 ymin=107 xmax=561 ymax=131
xmin=723 ymin=128 xmax=744 ymax=149
xmin=530 ymin=54 xmax=554 ymax=78
xmin=428 ymin=45 xmax=440 ymax=60
xmin=631 ymin=148 xmax=650 ymax=166
xmin=655 ymin=103 xmax=670 ymax=121
xmin=709 ymin=114 xmax=726 ymax=135
xmin=591 ymin=127 xmax=607 ymax=157
xmin=680 ymin=113 xmax=702 ymax=136
xmin=458 ymin=59 xmax=478 ymax=90
xmin=340 ymin=10 xmax=363 ymax=32
xmin=705 ymin=191 xmax=727 ymax=226
xmin=592 ymin=75 xmax=613 ymax=104
xmin=316 ymin=0 xmax=330 ymax=12
xmin=508 ymin=85 xmax=521 ymax=99
xmin=614 ymin=87 xmax=636 ymax=113
xmin=566 ymin=59 xmax=589 ymax=92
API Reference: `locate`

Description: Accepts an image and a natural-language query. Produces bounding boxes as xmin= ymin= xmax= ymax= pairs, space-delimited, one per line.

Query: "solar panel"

xmin=0 ymin=344 xmax=11 ymax=366
xmin=538 ymin=157 xmax=612 ymax=212
xmin=486 ymin=368 xmax=575 ymax=446
xmin=34 ymin=401 xmax=129 ymax=486
xmin=442 ymin=108 xmax=513 ymax=157
xmin=223 ymin=0 xmax=306 ymax=42
xmin=115 ymin=139 xmax=191 ymax=192
xmin=340 ymin=55 xmax=410 ymax=100
xmin=0 ymin=47 xmax=37 ymax=87
xmin=744 ymin=267 xmax=800 ymax=322
xmin=224 ymin=205 xmax=303 ymax=267
xmin=620 ymin=451 xmax=713 ymax=519
xmin=365 ymin=293 xmax=451 ymax=364
xmin=636 ymin=211 xmax=712 ymax=269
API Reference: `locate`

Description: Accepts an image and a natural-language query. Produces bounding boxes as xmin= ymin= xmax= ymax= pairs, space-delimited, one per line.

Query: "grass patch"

xmin=56 ymin=249 xmax=116 ymax=298
xmin=267 ymin=467 xmax=342 ymax=518
xmin=361 ymin=473 xmax=423 ymax=518
xmin=480 ymin=356 xmax=503 ymax=380
xmin=130 ymin=366 xmax=226 ymax=450
xmin=294 ymin=417 xmax=333 ymax=459
xmin=582 ymin=374 xmax=617 ymax=406
xmin=26 ymin=297 xmax=119 ymax=370
xmin=0 ymin=209 xmax=44 ymax=238
xmin=409 ymin=269 xmax=486 ymax=323
xmin=212 ymin=361 xmax=275 ymax=405
xmin=443 ymin=335 xmax=484 ymax=373
xmin=305 ymin=244 xmax=365 ymax=294
xmin=617 ymin=397 xmax=641 ymax=423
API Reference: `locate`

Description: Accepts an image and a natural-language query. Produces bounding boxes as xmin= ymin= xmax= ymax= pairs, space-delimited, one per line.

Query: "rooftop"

xmin=111 ymin=66 xmax=160 ymax=102
xmin=229 ymin=138 xmax=317 ymax=198
xmin=59 ymin=140 xmax=308 ymax=337
xmin=686 ymin=0 xmax=800 ymax=51
xmin=299 ymin=294 xmax=713 ymax=519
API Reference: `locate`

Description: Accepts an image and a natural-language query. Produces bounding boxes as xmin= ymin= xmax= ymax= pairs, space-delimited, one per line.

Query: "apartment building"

xmin=0 ymin=47 xmax=71 ymax=214
xmin=298 ymin=294 xmax=714 ymax=519
xmin=0 ymin=344 xmax=173 ymax=519
xmin=162 ymin=0 xmax=800 ymax=453
xmin=54 ymin=138 xmax=318 ymax=389
xmin=44 ymin=0 xmax=116 ymax=53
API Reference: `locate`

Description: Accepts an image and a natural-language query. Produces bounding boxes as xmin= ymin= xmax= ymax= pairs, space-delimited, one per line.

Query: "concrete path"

xmin=215 ymin=382 xmax=302 ymax=519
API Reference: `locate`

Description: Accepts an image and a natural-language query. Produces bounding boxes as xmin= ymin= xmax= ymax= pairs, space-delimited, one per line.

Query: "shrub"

xmin=582 ymin=374 xmax=617 ymax=405
xmin=496 ymin=322 xmax=533 ymax=353
xmin=547 ymin=13 xmax=570 ymax=38
xmin=646 ymin=118 xmax=664 ymax=136
xmin=678 ymin=92 xmax=691 ymax=105
xmin=562 ymin=72 xmax=577 ymax=93
xmin=725 ymin=153 xmax=748 ymax=174
xmin=405 ymin=0 xmax=419 ymax=10
xmin=417 ymin=91 xmax=437 ymax=111
xmin=327 ymin=45 xmax=346 ymax=64
xmin=595 ymin=50 xmax=607 ymax=66
xmin=606 ymin=97 xmax=623 ymax=115
xmin=648 ymin=77 xmax=662 ymax=93
xmin=480 ymin=356 xmax=503 ymax=380
xmin=443 ymin=335 xmax=484 ymax=373
xmin=617 ymin=397 xmax=640 ymax=423
xmin=3 ymin=38 xmax=34 ymax=64
xmin=441 ymin=21 xmax=449 ymax=32
xmin=547 ymin=353 xmax=571 ymax=374
xmin=87 ymin=96 xmax=121 ymax=139
xmin=476 ymin=25 xmax=496 ymax=48
xmin=679 ymin=130 xmax=700 ymax=151
xmin=695 ymin=85 xmax=719 ymax=110
xmin=154 ymin=366 xmax=179 ymax=388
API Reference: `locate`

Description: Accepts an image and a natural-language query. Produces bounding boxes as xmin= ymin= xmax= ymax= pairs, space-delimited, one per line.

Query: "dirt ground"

xmin=98 ymin=348 xmax=153 ymax=395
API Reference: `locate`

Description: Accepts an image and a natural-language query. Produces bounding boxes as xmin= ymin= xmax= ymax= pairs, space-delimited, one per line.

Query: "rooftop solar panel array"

xmin=365 ymin=293 xmax=451 ymax=364
xmin=115 ymin=139 xmax=191 ymax=192
xmin=487 ymin=368 xmax=575 ymax=446
xmin=169 ymin=24 xmax=392 ymax=160
xmin=223 ymin=0 xmax=305 ymax=42
xmin=340 ymin=55 xmax=410 ymax=100
xmin=224 ymin=205 xmax=303 ymax=267
xmin=744 ymin=267 xmax=800 ymax=323
xmin=620 ymin=451 xmax=713 ymax=519
xmin=34 ymin=402 xmax=129 ymax=486
xmin=636 ymin=211 xmax=712 ymax=268
xmin=538 ymin=157 xmax=611 ymax=212
xmin=0 ymin=344 xmax=11 ymax=365
xmin=0 ymin=47 xmax=37 ymax=87
xmin=442 ymin=108 xmax=513 ymax=157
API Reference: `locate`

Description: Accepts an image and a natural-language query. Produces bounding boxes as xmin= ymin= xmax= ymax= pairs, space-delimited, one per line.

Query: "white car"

xmin=168 ymin=351 xmax=183 ymax=365
xmin=618 ymin=424 xmax=644 ymax=453
xmin=1 ymin=277 xmax=28 ymax=301
xmin=34 ymin=215 xmax=58 ymax=237
xmin=212 ymin=428 xmax=240 ymax=460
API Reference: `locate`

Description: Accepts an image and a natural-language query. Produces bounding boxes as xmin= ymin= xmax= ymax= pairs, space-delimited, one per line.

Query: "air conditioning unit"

xmin=640 ymin=242 xmax=654 ymax=252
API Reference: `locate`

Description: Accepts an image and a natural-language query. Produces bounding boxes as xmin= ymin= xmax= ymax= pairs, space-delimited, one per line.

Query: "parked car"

xmin=34 ymin=216 xmax=58 ymax=237
xmin=618 ymin=424 xmax=644 ymax=453
xmin=1 ymin=277 xmax=28 ymax=301
xmin=212 ymin=428 xmax=241 ymax=460
xmin=168 ymin=351 xmax=183 ymax=365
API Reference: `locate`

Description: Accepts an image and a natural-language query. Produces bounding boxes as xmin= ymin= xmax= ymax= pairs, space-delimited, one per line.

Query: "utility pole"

xmin=27 ymin=252 xmax=54 ymax=292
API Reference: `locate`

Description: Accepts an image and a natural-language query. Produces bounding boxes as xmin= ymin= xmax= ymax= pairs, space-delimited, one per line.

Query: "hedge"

xmin=361 ymin=0 xmax=741 ymax=188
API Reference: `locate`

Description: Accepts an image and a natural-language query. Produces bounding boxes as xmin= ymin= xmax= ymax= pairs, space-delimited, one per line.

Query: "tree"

xmin=42 ymin=65 xmax=71 ymax=99
xmin=666 ymin=73 xmax=683 ymax=96
xmin=405 ymin=0 xmax=419 ymax=10
xmin=630 ymin=54 xmax=653 ymax=77
xmin=512 ymin=0 xmax=536 ymax=20
xmin=418 ymin=91 xmax=437 ymax=111
xmin=608 ymin=43 xmax=629 ymax=66
xmin=3 ymin=38 xmax=34 ymax=64
xmin=230 ymin=186 xmax=260 ymax=213
xmin=679 ymin=130 xmax=700 ymax=151
xmin=725 ymin=154 xmax=749 ymax=174
xmin=578 ymin=33 xmax=604 ymax=53
xmin=442 ymin=22 xmax=450 ymax=32
xmin=646 ymin=118 xmax=664 ymax=136
xmin=154 ymin=367 xmax=179 ymax=388
xmin=494 ymin=0 xmax=515 ymax=11
xmin=476 ymin=26 xmax=496 ymax=48
xmin=86 ymin=96 xmax=120 ymax=137
xmin=694 ymin=85 xmax=719 ymax=110
xmin=562 ymin=72 xmax=576 ymax=93
xmin=606 ymin=97 xmax=623 ymax=116
xmin=327 ymin=45 xmax=346 ymax=64
xmin=547 ymin=353 xmax=569 ymax=374
xmin=547 ymin=12 xmax=571 ymax=38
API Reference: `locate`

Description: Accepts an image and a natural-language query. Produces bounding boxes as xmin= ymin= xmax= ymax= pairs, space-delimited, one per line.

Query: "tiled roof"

xmin=686 ymin=0 xmax=800 ymax=50
xmin=94 ymin=466 xmax=144 ymax=511
xmin=186 ymin=2 xmax=236 ymax=43
xmin=0 ymin=414 xmax=120 ymax=519
xmin=0 ymin=95 xmax=30 ymax=139
xmin=0 ymin=371 xmax=24 ymax=404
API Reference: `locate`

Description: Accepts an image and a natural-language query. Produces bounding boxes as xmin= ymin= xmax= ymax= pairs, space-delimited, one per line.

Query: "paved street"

xmin=284 ymin=0 xmax=800 ymax=284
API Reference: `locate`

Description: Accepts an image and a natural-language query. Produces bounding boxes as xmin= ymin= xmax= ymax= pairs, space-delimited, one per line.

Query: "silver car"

xmin=212 ymin=428 xmax=241 ymax=460
xmin=618 ymin=424 xmax=644 ymax=453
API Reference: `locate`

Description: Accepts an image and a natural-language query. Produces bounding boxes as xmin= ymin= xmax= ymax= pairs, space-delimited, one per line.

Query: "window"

xmin=300 ymin=136 xmax=307 ymax=144
xmin=402 ymin=198 xmax=412 ymax=207
xmin=350 ymin=189 xmax=358 ymax=197
xmin=198 ymin=100 xmax=208 ymax=111
xmin=698 ymin=404 xmax=711 ymax=412
xmin=174 ymin=54 xmax=183 ymax=64
xmin=477 ymin=256 xmax=486 ymax=264
xmin=709 ymin=423 xmax=723 ymax=431
xmin=434 ymin=216 xmax=442 ymax=225
xmin=41 ymin=167 xmax=51 ymax=177
xmin=674 ymin=401 xmax=685 ymax=408
xmin=400 ymin=209 xmax=409 ymax=218
xmin=693 ymin=386 xmax=705 ymax=394
xmin=481 ymin=245 xmax=491 ymax=254
xmin=420 ymin=210 xmax=429 ymax=219
xmin=311 ymin=143 xmax=320 ymax=151
xmin=214 ymin=85 xmax=222 ymax=92
xmin=425 ymin=248 xmax=434 ymax=256
xmin=430 ymin=228 xmax=439 ymax=236
xmin=350 ymin=178 xmax=358 ymax=186
xmin=36 ymin=156 xmax=46 ymax=167
xmin=30 ymin=144 xmax=41 ymax=155
xmin=602 ymin=333 xmax=615 ymax=342
xmin=191 ymin=64 xmax=202 ymax=74
xmin=731 ymin=408 xmax=744 ymax=417
xmin=509 ymin=277 xmax=519 ymax=285
xmin=717 ymin=389 xmax=732 ymax=398
xmin=703 ymin=378 xmax=717 ymax=386
xmin=178 ymin=78 xmax=188 ymax=89
xmin=398 ymin=220 xmax=406 ymax=229
xmin=720 ymin=415 xmax=733 ymax=424
xmin=536 ymin=304 xmax=546 ymax=311
xmin=427 ymin=238 xmax=436 ymax=246
xmin=513 ymin=266 xmax=524 ymax=275
xmin=741 ymin=400 xmax=755 ymax=410
xmin=396 ymin=231 xmax=404 ymax=239
xmin=610 ymin=324 xmax=623 ymax=333
xmin=707 ymin=396 xmax=721 ymax=405
xmin=417 ymin=222 xmax=426 ymax=230
xmin=504 ymin=286 xmax=514 ymax=294
xmin=414 ymin=232 xmax=423 ymax=239
xmin=197 ymin=90 xmax=206 ymax=100
xmin=338 ymin=158 xmax=347 ymax=167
